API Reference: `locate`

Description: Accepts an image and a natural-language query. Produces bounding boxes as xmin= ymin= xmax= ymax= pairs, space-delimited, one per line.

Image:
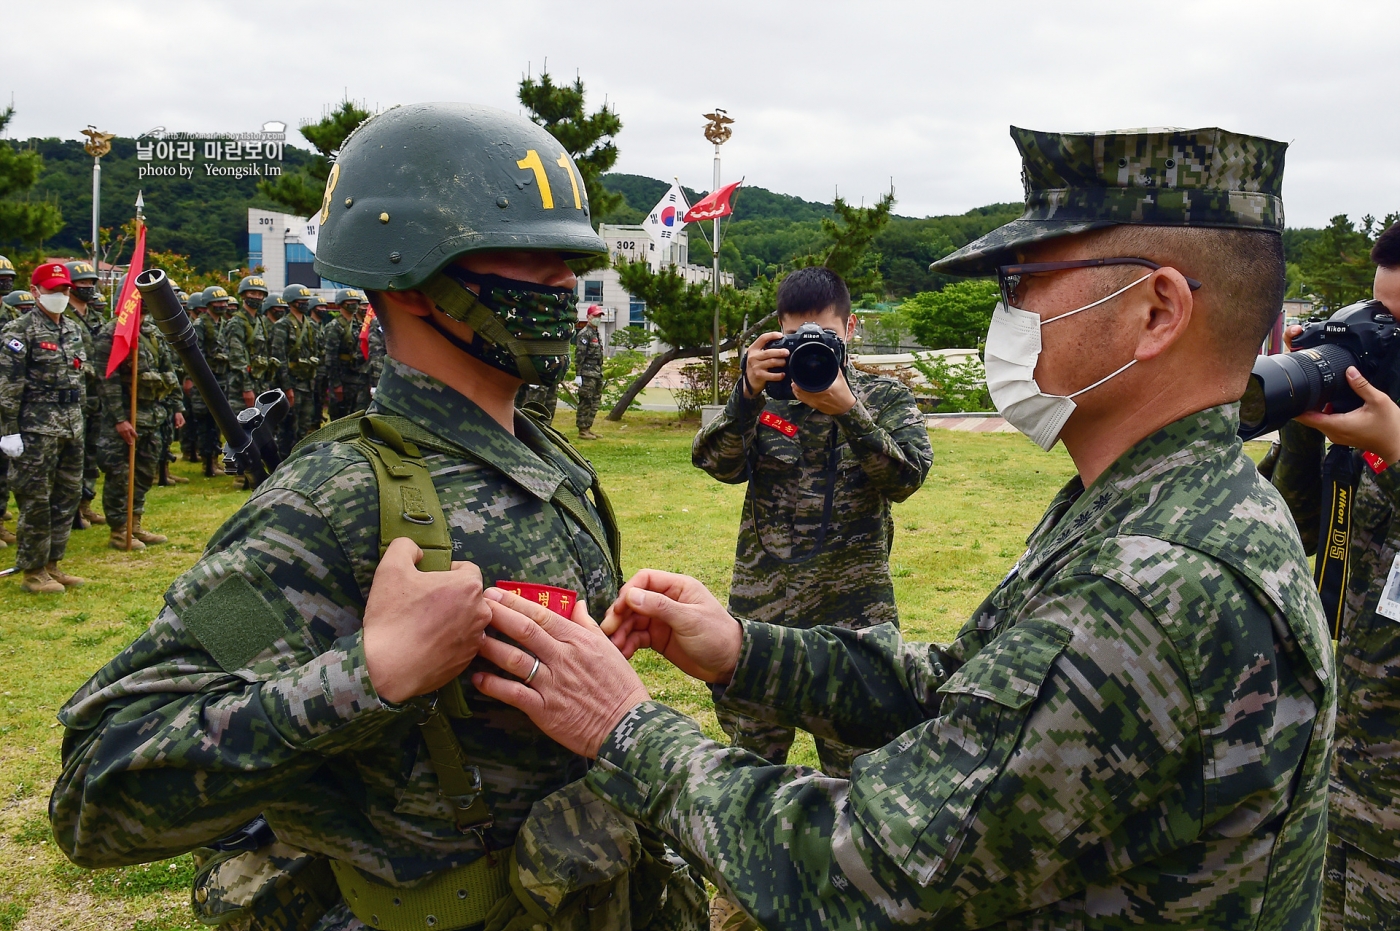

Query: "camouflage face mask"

xmin=419 ymin=267 xmax=578 ymax=386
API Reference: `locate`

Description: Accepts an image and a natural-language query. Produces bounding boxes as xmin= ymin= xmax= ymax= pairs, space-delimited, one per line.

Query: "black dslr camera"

xmin=1239 ymin=300 xmax=1400 ymax=440
xmin=750 ymin=323 xmax=846 ymax=401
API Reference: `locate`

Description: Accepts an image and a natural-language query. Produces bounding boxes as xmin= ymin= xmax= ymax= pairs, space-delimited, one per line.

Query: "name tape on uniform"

xmin=759 ymin=411 xmax=798 ymax=437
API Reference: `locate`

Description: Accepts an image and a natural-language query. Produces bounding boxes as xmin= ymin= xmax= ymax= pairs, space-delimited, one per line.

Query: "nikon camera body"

xmin=750 ymin=323 xmax=847 ymax=401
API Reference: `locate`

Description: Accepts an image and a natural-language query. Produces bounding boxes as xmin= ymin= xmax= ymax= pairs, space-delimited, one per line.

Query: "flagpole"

xmin=124 ymin=193 xmax=145 ymax=551
xmin=703 ymin=110 xmax=733 ymax=405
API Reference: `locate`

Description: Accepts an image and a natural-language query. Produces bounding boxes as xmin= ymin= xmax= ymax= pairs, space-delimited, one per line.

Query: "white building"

xmin=576 ymin=224 xmax=734 ymax=348
xmin=246 ymin=208 xmax=339 ymax=299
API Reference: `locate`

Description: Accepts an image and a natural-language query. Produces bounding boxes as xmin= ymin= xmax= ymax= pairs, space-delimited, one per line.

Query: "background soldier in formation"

xmin=321 ymin=287 xmax=371 ymax=419
xmin=268 ymin=284 xmax=318 ymax=453
xmin=309 ymin=297 xmax=331 ymax=426
xmin=574 ymin=305 xmax=604 ymax=438
xmin=187 ymin=289 xmax=227 ymax=476
xmin=0 ymin=263 xmax=88 ymax=593
xmin=65 ymin=261 xmax=107 ymax=528
xmin=223 ymin=276 xmax=269 ymax=409
xmin=0 ymin=285 xmax=30 ymax=544
xmin=93 ymin=309 xmax=182 ymax=550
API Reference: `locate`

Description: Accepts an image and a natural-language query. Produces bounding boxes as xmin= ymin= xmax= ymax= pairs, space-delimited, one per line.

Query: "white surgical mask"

xmin=983 ymin=274 xmax=1150 ymax=451
xmin=38 ymin=292 xmax=70 ymax=315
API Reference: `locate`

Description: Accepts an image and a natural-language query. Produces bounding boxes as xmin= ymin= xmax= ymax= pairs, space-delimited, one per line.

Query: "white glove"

xmin=574 ymin=376 xmax=583 ymax=387
xmin=0 ymin=434 xmax=23 ymax=458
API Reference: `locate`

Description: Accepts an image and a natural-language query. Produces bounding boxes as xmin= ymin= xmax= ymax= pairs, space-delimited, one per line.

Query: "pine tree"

xmin=794 ymin=192 xmax=895 ymax=301
xmin=259 ymin=100 xmax=372 ymax=216
xmin=0 ymin=107 xmax=64 ymax=248
xmin=518 ymin=70 xmax=623 ymax=227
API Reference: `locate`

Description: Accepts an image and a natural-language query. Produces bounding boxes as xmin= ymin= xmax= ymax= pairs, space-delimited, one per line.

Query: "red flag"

xmin=359 ymin=305 xmax=375 ymax=360
xmin=106 ymin=223 xmax=147 ymax=377
xmin=684 ymin=181 xmax=741 ymax=222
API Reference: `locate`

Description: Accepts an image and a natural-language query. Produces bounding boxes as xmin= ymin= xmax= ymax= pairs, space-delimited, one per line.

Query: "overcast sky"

xmin=5 ymin=0 xmax=1397 ymax=228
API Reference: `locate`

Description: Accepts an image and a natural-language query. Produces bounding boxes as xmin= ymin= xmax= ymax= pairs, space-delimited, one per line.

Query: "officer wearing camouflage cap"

xmin=51 ymin=102 xmax=704 ymax=931
xmin=268 ymin=285 xmax=317 ymax=453
xmin=471 ymin=127 xmax=1335 ymax=930
xmin=65 ymin=261 xmax=108 ymax=528
xmin=320 ymin=286 xmax=372 ymax=419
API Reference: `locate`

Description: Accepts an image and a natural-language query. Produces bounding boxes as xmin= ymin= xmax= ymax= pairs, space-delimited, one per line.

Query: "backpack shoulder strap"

xmin=524 ymin=413 xmax=623 ymax=584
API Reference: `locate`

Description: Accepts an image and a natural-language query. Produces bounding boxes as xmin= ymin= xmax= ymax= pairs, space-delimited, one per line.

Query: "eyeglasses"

xmin=997 ymin=257 xmax=1203 ymax=310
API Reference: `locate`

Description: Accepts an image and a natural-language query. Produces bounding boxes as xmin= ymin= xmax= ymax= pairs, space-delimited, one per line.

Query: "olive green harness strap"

xmin=418 ymin=275 xmax=571 ymax=387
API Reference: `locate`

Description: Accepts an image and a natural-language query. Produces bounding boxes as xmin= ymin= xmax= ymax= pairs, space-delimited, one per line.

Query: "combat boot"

xmin=159 ymin=461 xmax=189 ymax=485
xmin=210 ymin=455 xmax=226 ymax=477
xmin=46 ymin=562 xmax=87 ymax=588
xmin=72 ymin=509 xmax=90 ymax=530
xmin=20 ymin=569 xmax=66 ymax=594
xmin=131 ymin=519 xmax=168 ymax=546
xmin=80 ymin=501 xmax=106 ymax=526
xmin=109 ymin=528 xmax=146 ymax=551
xmin=0 ymin=525 xmax=12 ymax=546
xmin=578 ymin=429 xmax=600 ymax=440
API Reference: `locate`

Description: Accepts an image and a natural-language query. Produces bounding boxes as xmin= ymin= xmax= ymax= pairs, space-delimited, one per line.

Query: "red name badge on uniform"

xmin=759 ymin=410 xmax=798 ymax=437
xmin=39 ymin=342 xmax=58 ymax=351
xmin=495 ymin=581 xmax=578 ymax=618
xmin=1364 ymin=451 xmax=1390 ymax=474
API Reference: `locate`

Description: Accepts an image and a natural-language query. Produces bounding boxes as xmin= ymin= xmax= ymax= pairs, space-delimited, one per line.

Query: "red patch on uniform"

xmin=39 ymin=342 xmax=58 ymax=351
xmin=494 ymin=581 xmax=578 ymax=619
xmin=1363 ymin=451 xmax=1389 ymax=474
xmin=759 ymin=410 xmax=798 ymax=437
xmin=73 ymin=357 xmax=82 ymax=369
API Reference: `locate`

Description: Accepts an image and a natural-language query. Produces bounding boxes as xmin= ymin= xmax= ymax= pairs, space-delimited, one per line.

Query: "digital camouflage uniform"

xmin=69 ymin=298 xmax=107 ymax=510
xmin=0 ymin=310 xmax=88 ymax=571
xmin=692 ymin=365 xmax=932 ymax=775
xmin=1273 ymin=420 xmax=1400 ymax=929
xmin=225 ymin=307 xmax=271 ymax=407
xmin=93 ymin=319 xmax=182 ymax=532
xmin=573 ymin=325 xmax=603 ymax=434
xmin=366 ymin=313 xmax=386 ymax=384
xmin=51 ymin=360 xmax=701 ymax=930
xmin=321 ymin=311 xmax=372 ymax=420
xmin=591 ymin=405 xmax=1335 ymax=930
xmin=0 ymin=291 xmax=35 ymax=524
xmin=196 ymin=305 xmax=230 ymax=463
xmin=270 ymin=309 xmax=320 ymax=448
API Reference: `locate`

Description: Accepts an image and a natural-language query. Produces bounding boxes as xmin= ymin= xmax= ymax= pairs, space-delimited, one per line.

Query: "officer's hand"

xmin=333 ymin=386 xmax=344 ymax=403
xmin=793 ymin=368 xmax=857 ymax=415
xmin=173 ymin=412 xmax=185 ymax=430
xmin=0 ymin=434 xmax=23 ymax=458
xmin=285 ymin=388 xmax=295 ymax=405
xmin=1297 ymin=366 xmax=1400 ymax=465
xmin=363 ymin=538 xmax=493 ymax=704
xmin=473 ymin=588 xmax=649 ymax=759
xmin=242 ymin=390 xmax=256 ymax=408
xmin=744 ymin=332 xmax=788 ymax=399
xmin=115 ymin=421 xmax=136 ymax=445
xmin=601 ymin=570 xmax=742 ymax=684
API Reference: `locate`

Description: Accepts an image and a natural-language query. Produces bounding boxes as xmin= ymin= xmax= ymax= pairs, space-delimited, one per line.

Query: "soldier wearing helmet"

xmin=0 ymin=289 xmax=35 ymax=326
xmin=0 ymin=255 xmax=16 ymax=297
xmin=65 ymin=261 xmax=108 ymax=528
xmin=0 ymin=289 xmax=33 ymax=545
xmin=320 ymin=286 xmax=372 ymax=419
xmin=50 ymin=103 xmax=704 ymax=931
xmin=187 ymin=289 xmax=228 ymax=476
xmin=269 ymin=285 xmax=317 ymax=453
xmin=222 ymin=277 xmax=271 ymax=411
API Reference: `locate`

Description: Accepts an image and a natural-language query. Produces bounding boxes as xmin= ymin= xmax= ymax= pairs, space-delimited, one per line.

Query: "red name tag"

xmin=39 ymin=342 xmax=58 ymax=351
xmin=495 ymin=581 xmax=578 ymax=618
xmin=759 ymin=411 xmax=798 ymax=437
xmin=1364 ymin=451 xmax=1390 ymax=474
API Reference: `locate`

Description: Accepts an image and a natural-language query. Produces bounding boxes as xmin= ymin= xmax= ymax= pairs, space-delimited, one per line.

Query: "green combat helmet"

xmin=175 ymin=289 xmax=190 ymax=310
xmin=65 ymin=260 xmax=100 ymax=303
xmin=282 ymin=283 xmax=313 ymax=312
xmin=332 ymin=287 xmax=364 ymax=311
xmin=261 ymin=293 xmax=289 ymax=314
xmin=236 ymin=274 xmax=269 ymax=312
xmin=3 ymin=289 xmax=36 ymax=311
xmin=0 ymin=254 xmax=15 ymax=295
xmin=186 ymin=290 xmax=209 ymax=314
xmin=312 ymin=102 xmax=606 ymax=384
xmin=202 ymin=285 xmax=231 ymax=312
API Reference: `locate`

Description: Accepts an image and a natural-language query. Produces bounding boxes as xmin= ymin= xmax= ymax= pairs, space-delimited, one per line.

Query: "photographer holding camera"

xmin=1271 ymin=222 xmax=1400 ymax=928
xmin=691 ymin=266 xmax=933 ymax=778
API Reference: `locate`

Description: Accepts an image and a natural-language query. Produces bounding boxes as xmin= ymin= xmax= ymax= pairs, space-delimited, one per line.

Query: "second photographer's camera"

xmin=753 ymin=323 xmax=846 ymax=401
xmin=1239 ymin=300 xmax=1400 ymax=440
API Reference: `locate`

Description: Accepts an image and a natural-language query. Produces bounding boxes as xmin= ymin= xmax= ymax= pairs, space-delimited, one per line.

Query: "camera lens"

xmin=1238 ymin=342 xmax=1360 ymax=440
xmin=787 ymin=341 xmax=840 ymax=393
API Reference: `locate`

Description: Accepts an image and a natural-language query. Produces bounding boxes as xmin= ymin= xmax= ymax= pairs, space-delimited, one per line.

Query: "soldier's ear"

xmin=375 ymin=289 xmax=436 ymax=320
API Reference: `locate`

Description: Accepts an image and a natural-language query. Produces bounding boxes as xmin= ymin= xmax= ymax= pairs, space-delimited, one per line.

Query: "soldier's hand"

xmin=174 ymin=412 xmax=185 ymax=430
xmin=363 ymin=538 xmax=492 ymax=704
xmin=116 ymin=421 xmax=136 ymax=445
xmin=744 ymin=332 xmax=788 ymax=399
xmin=793 ymin=367 xmax=857 ymax=415
xmin=473 ymin=588 xmax=649 ymax=759
xmin=285 ymin=388 xmax=295 ymax=405
xmin=601 ymin=569 xmax=742 ymax=684
xmin=334 ymin=386 xmax=344 ymax=402
xmin=242 ymin=390 xmax=256 ymax=408
xmin=1283 ymin=324 xmax=1303 ymax=352
xmin=1297 ymin=366 xmax=1400 ymax=465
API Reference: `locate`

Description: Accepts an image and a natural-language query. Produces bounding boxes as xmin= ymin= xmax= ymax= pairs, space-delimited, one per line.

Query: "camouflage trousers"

xmin=194 ymin=409 xmax=222 ymax=460
xmin=281 ymin=384 xmax=320 ymax=456
xmin=575 ymin=376 xmax=602 ymax=433
xmin=81 ymin=408 xmax=102 ymax=502
xmin=517 ymin=384 xmax=559 ymax=423
xmin=97 ymin=426 xmax=160 ymax=530
xmin=0 ymin=453 xmax=9 ymax=516
xmin=328 ymin=381 xmax=372 ymax=422
xmin=1324 ymin=838 xmax=1400 ymax=930
xmin=11 ymin=431 xmax=83 ymax=571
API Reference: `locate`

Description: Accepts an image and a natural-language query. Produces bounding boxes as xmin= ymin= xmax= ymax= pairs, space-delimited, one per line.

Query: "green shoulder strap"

xmin=523 ymin=412 xmax=624 ymax=583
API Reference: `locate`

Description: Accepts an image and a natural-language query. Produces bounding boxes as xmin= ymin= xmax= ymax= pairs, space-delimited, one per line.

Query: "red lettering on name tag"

xmin=759 ymin=411 xmax=798 ymax=437
xmin=1364 ymin=451 xmax=1390 ymax=474
xmin=494 ymin=581 xmax=578 ymax=618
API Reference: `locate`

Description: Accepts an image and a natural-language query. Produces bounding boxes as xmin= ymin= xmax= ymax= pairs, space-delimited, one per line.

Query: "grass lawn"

xmin=0 ymin=412 xmax=1266 ymax=929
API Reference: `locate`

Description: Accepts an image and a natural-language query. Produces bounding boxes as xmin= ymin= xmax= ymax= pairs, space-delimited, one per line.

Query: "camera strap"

xmin=745 ymin=420 xmax=839 ymax=565
xmin=1316 ymin=443 xmax=1362 ymax=640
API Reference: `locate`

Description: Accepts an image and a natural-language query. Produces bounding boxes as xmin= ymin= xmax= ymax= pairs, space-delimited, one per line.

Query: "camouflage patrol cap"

xmin=2 ymin=289 xmax=35 ymax=308
xmin=931 ymin=126 xmax=1288 ymax=276
xmin=65 ymin=260 xmax=98 ymax=284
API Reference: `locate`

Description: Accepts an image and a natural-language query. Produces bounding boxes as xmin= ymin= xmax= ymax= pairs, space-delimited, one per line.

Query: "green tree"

xmin=258 ymin=99 xmax=372 ymax=216
xmin=0 ymin=107 xmax=64 ymax=249
xmin=904 ymin=279 xmax=1001 ymax=349
xmin=518 ymin=70 xmax=623 ymax=231
xmin=794 ymin=192 xmax=895 ymax=299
